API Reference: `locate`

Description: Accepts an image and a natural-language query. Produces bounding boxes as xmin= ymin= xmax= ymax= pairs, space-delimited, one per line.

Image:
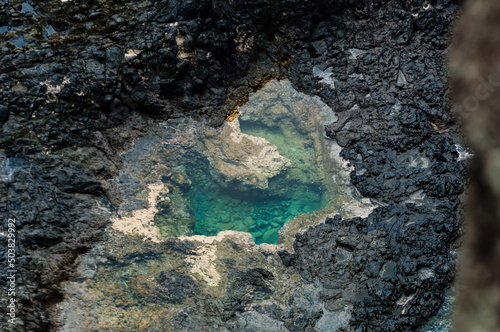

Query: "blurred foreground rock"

xmin=450 ymin=0 xmax=500 ymax=330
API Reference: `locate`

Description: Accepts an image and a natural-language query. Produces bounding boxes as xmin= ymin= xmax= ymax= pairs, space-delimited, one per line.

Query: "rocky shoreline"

xmin=0 ymin=0 xmax=466 ymax=331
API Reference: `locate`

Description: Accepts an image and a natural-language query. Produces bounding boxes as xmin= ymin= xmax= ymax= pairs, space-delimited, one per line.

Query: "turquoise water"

xmin=184 ymin=152 xmax=326 ymax=244
xmin=66 ymin=80 xmax=456 ymax=331
xmin=155 ymin=80 xmax=339 ymax=244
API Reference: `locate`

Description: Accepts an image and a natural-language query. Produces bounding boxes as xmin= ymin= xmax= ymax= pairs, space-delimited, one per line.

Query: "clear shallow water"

xmin=58 ymin=81 xmax=347 ymax=329
xmin=154 ymin=80 xmax=339 ymax=244
xmin=58 ymin=80 xmax=456 ymax=331
xmin=185 ymin=154 xmax=326 ymax=244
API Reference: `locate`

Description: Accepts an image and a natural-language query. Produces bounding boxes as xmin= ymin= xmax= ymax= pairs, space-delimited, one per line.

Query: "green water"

xmin=154 ymin=80 xmax=339 ymax=244
xmin=185 ymin=154 xmax=326 ymax=244
xmin=58 ymin=80 xmax=347 ymax=330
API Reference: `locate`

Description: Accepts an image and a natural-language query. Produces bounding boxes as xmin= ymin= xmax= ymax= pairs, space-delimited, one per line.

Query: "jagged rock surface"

xmin=200 ymin=119 xmax=291 ymax=190
xmin=0 ymin=0 xmax=465 ymax=331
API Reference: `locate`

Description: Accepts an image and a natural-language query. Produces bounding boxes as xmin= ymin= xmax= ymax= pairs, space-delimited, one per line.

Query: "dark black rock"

xmin=277 ymin=249 xmax=296 ymax=267
xmin=157 ymin=269 xmax=198 ymax=304
xmin=0 ymin=0 xmax=465 ymax=330
xmin=0 ymin=104 xmax=9 ymax=125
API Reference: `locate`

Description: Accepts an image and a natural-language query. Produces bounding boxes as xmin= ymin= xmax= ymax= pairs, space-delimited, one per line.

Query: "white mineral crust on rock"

xmin=110 ymin=182 xmax=165 ymax=242
xmin=200 ymin=119 xmax=291 ymax=190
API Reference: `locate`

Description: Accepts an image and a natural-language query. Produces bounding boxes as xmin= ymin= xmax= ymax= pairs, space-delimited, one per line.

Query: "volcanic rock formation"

xmin=0 ymin=0 xmax=466 ymax=331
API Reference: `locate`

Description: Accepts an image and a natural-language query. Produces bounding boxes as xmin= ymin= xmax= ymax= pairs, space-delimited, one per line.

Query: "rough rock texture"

xmin=449 ymin=0 xmax=500 ymax=330
xmin=200 ymin=119 xmax=291 ymax=190
xmin=110 ymin=182 xmax=165 ymax=241
xmin=157 ymin=269 xmax=199 ymax=304
xmin=280 ymin=1 xmax=468 ymax=329
xmin=0 ymin=0 xmax=466 ymax=331
xmin=238 ymin=79 xmax=339 ymax=189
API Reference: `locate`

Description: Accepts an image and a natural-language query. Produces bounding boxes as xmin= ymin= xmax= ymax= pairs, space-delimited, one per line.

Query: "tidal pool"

xmin=67 ymin=81 xmax=454 ymax=332
xmin=56 ymin=80 xmax=374 ymax=331
xmin=154 ymin=80 xmax=340 ymax=244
